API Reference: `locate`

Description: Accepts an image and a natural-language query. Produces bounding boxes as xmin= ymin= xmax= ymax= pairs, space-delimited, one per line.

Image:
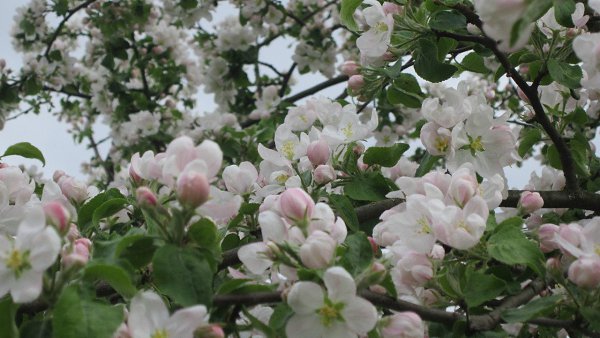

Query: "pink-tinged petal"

xmin=128 ymin=291 xmax=169 ymax=338
xmin=287 ymin=282 xmax=324 ymax=314
xmin=196 ymin=140 xmax=223 ymax=179
xmin=238 ymin=242 xmax=272 ymax=275
xmin=258 ymin=211 xmax=288 ymax=243
xmin=28 ymin=228 xmax=61 ymax=270
xmin=342 ymin=297 xmax=378 ymax=335
xmin=285 ymin=314 xmax=324 ymax=338
xmin=324 ymin=267 xmax=356 ymax=303
xmin=11 ymin=269 xmax=43 ymax=303
xmin=165 ymin=305 xmax=208 ymax=338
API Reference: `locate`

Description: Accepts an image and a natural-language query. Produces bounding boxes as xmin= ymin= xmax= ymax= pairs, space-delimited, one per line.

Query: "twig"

xmin=284 ymin=75 xmax=348 ymax=103
xmin=44 ymin=0 xmax=96 ymax=57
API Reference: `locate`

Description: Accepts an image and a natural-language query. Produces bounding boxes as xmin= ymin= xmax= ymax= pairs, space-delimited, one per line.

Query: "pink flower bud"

xmin=199 ymin=325 xmax=225 ymax=338
xmin=62 ymin=238 xmax=92 ymax=269
xmin=558 ymin=223 xmax=583 ymax=249
xmin=430 ymin=244 xmax=445 ymax=260
xmin=176 ymin=172 xmax=210 ymax=208
xmin=279 ymin=188 xmax=314 ymax=221
xmin=341 ymin=61 xmax=360 ymax=77
xmin=348 ymin=75 xmax=365 ymax=91
xmin=299 ymin=231 xmax=336 ymax=269
xmin=568 ymin=256 xmax=600 ymax=288
xmin=353 ymin=142 xmax=365 ymax=155
xmin=381 ymin=312 xmax=425 ymax=338
xmin=368 ymin=236 xmax=379 ymax=255
xmin=307 ymin=139 xmax=330 ymax=166
xmin=546 ymin=257 xmax=561 ymax=272
xmin=313 ymin=165 xmax=336 ymax=185
xmin=382 ymin=2 xmax=402 ymax=15
xmin=382 ymin=51 xmax=397 ymax=62
xmin=53 ymin=170 xmax=66 ymax=182
xmin=136 ymin=186 xmax=158 ymax=207
xmin=58 ymin=176 xmax=88 ymax=203
xmin=129 ymin=164 xmax=142 ymax=184
xmin=519 ymin=191 xmax=544 ymax=213
xmin=538 ymin=223 xmax=559 ymax=252
xmin=43 ymin=201 xmax=71 ymax=234
xmin=66 ymin=224 xmax=81 ymax=242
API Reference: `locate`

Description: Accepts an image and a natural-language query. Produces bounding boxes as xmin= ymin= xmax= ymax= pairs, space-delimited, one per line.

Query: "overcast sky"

xmin=0 ymin=1 xmax=547 ymax=189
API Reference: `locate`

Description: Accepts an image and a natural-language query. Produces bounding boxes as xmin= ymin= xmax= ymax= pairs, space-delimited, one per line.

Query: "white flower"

xmin=474 ymin=0 xmax=532 ymax=52
xmin=286 ymin=267 xmax=377 ymax=338
xmin=356 ymin=0 xmax=394 ymax=58
xmin=222 ymin=162 xmax=258 ymax=194
xmin=0 ymin=205 xmax=61 ymax=303
xmin=431 ymin=196 xmax=488 ymax=250
xmin=127 ymin=291 xmax=208 ymax=338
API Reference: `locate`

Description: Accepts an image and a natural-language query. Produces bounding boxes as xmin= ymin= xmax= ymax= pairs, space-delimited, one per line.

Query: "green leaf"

xmin=1 ymin=142 xmax=45 ymax=166
xmin=269 ymin=303 xmax=294 ymax=334
xmin=553 ymin=0 xmax=575 ymax=27
xmin=153 ymin=244 xmax=213 ymax=307
xmin=545 ymin=144 xmax=562 ymax=170
xmin=429 ymin=10 xmax=467 ymax=31
xmin=363 ymin=143 xmax=409 ymax=167
xmin=83 ymin=263 xmax=137 ymax=298
xmin=20 ymin=319 xmax=53 ymax=338
xmin=188 ymin=218 xmax=221 ymax=256
xmin=414 ymin=39 xmax=457 ymax=83
xmin=487 ymin=219 xmax=545 ymax=276
xmin=547 ymin=59 xmax=582 ymax=89
xmin=580 ymin=307 xmax=600 ymax=331
xmin=340 ymin=232 xmax=374 ymax=275
xmin=78 ymin=189 xmax=125 ymax=232
xmin=179 ymin=0 xmax=198 ymax=9
xmin=329 ymin=194 xmax=359 ymax=232
xmin=501 ymin=295 xmax=561 ymax=323
xmin=0 ymin=297 xmax=17 ymax=338
xmin=343 ymin=173 xmax=391 ymax=202
xmin=52 ymin=286 xmax=123 ymax=338
xmin=461 ymin=52 xmax=488 ymax=74
xmin=415 ymin=153 xmax=441 ymax=177
xmin=340 ymin=0 xmax=362 ymax=31
xmin=510 ymin=0 xmax=553 ymax=46
xmin=387 ymin=87 xmax=422 ymax=108
xmin=570 ymin=134 xmax=590 ymax=177
xmin=518 ymin=128 xmax=541 ymax=158
xmin=464 ymin=270 xmax=506 ymax=308
xmin=92 ymin=198 xmax=128 ymax=228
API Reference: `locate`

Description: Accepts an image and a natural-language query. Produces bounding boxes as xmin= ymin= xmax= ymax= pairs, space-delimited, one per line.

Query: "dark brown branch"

xmin=42 ymin=85 xmax=92 ymax=99
xmin=44 ymin=0 xmax=96 ymax=57
xmin=213 ymin=291 xmax=282 ymax=307
xmin=279 ymin=63 xmax=297 ymax=97
xmin=284 ymin=75 xmax=349 ymax=103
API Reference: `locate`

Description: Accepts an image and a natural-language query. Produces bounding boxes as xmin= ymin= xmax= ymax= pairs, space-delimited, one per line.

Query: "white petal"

xmin=342 ymin=297 xmax=378 ymax=335
xmin=287 ymin=281 xmax=324 ymax=314
xmin=325 ymin=322 xmax=357 ymax=338
xmin=285 ymin=314 xmax=324 ymax=338
xmin=28 ymin=228 xmax=61 ymax=270
xmin=238 ymin=242 xmax=272 ymax=275
xmin=165 ymin=305 xmax=208 ymax=338
xmin=11 ymin=269 xmax=43 ymax=303
xmin=324 ymin=267 xmax=356 ymax=302
xmin=128 ymin=291 xmax=169 ymax=338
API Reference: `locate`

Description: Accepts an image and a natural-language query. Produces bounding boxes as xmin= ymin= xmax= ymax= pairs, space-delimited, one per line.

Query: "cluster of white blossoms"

xmin=420 ymin=81 xmax=520 ymax=179
xmin=373 ymin=164 xmax=504 ymax=302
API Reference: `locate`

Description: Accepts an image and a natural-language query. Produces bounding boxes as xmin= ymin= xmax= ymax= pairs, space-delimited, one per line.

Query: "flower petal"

xmin=28 ymin=228 xmax=61 ymax=271
xmin=128 ymin=291 xmax=169 ymax=337
xmin=165 ymin=305 xmax=208 ymax=338
xmin=285 ymin=314 xmax=324 ymax=338
xmin=238 ymin=242 xmax=272 ymax=275
xmin=342 ymin=297 xmax=378 ymax=335
xmin=11 ymin=269 xmax=42 ymax=303
xmin=287 ymin=281 xmax=324 ymax=314
xmin=324 ymin=267 xmax=356 ymax=302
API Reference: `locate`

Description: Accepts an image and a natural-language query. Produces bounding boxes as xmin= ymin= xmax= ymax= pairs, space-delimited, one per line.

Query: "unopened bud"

xmin=313 ymin=165 xmax=336 ymax=185
xmin=307 ymin=139 xmax=330 ymax=166
xmin=519 ymin=191 xmax=544 ymax=213
xmin=348 ymin=75 xmax=365 ymax=92
xmin=136 ymin=186 xmax=158 ymax=207
xmin=341 ymin=61 xmax=360 ymax=77
xmin=382 ymin=2 xmax=402 ymax=15
xmin=176 ymin=172 xmax=210 ymax=208
xmin=43 ymin=201 xmax=71 ymax=234
xmin=279 ymin=188 xmax=314 ymax=222
xmin=58 ymin=176 xmax=88 ymax=203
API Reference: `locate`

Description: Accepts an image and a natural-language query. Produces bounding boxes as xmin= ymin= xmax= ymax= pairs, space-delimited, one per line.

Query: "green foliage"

xmin=547 ymin=59 xmax=582 ymax=89
xmin=501 ymin=295 xmax=561 ymax=323
xmin=1 ymin=142 xmax=45 ymax=166
xmin=340 ymin=0 xmax=362 ymax=32
xmin=340 ymin=232 xmax=374 ymax=276
xmin=414 ymin=38 xmax=457 ymax=83
xmin=328 ymin=194 xmax=359 ymax=232
xmin=363 ymin=143 xmax=409 ymax=167
xmin=0 ymin=297 xmax=18 ymax=338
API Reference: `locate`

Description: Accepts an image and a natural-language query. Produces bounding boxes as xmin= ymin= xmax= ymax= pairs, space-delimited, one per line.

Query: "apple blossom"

xmin=381 ymin=312 xmax=425 ymax=338
xmin=299 ymin=230 xmax=337 ymax=269
xmin=286 ymin=267 xmax=377 ymax=338
xmin=176 ymin=171 xmax=210 ymax=208
xmin=279 ymin=188 xmax=314 ymax=223
xmin=356 ymin=0 xmax=394 ymax=58
xmin=518 ymin=191 xmax=544 ymax=214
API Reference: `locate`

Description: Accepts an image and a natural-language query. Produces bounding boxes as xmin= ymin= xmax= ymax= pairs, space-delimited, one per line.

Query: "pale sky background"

xmin=0 ymin=0 xmax=544 ymax=188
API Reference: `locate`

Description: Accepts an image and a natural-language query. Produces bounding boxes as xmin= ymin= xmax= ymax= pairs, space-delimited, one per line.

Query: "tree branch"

xmin=283 ymin=75 xmax=348 ymax=103
xmin=44 ymin=0 xmax=96 ymax=57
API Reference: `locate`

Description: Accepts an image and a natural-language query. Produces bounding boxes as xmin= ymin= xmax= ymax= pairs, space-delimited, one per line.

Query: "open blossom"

xmin=124 ymin=290 xmax=208 ymax=338
xmin=222 ymin=162 xmax=258 ymax=194
xmin=554 ymin=218 xmax=600 ymax=287
xmin=474 ymin=0 xmax=532 ymax=52
xmin=0 ymin=205 xmax=61 ymax=303
xmin=356 ymin=0 xmax=394 ymax=58
xmin=432 ymin=196 xmax=488 ymax=250
xmin=286 ymin=267 xmax=377 ymax=338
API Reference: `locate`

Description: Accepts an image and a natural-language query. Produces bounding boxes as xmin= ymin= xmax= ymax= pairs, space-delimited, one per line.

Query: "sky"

xmin=0 ymin=0 xmax=542 ymax=188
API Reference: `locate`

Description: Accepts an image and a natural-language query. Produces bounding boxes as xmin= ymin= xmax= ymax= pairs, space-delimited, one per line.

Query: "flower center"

xmin=375 ymin=21 xmax=388 ymax=33
xmin=595 ymin=245 xmax=600 ymax=257
xmin=5 ymin=249 xmax=31 ymax=278
xmin=434 ymin=136 xmax=449 ymax=153
xmin=151 ymin=329 xmax=169 ymax=338
xmin=317 ymin=301 xmax=344 ymax=327
xmin=281 ymin=141 xmax=295 ymax=160
xmin=417 ymin=217 xmax=432 ymax=234
xmin=469 ymin=135 xmax=485 ymax=154
xmin=341 ymin=122 xmax=354 ymax=138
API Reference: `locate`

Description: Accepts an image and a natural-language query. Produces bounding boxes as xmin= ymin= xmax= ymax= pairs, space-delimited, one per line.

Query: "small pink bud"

xmin=136 ymin=186 xmax=158 ymax=207
xmin=313 ymin=165 xmax=336 ymax=185
xmin=519 ymin=191 xmax=544 ymax=213
xmin=368 ymin=236 xmax=379 ymax=255
xmin=369 ymin=284 xmax=387 ymax=294
xmin=58 ymin=176 xmax=88 ymax=203
xmin=382 ymin=51 xmax=397 ymax=62
xmin=307 ymin=139 xmax=330 ymax=166
xmin=43 ymin=201 xmax=71 ymax=234
xmin=279 ymin=188 xmax=314 ymax=222
xmin=53 ymin=170 xmax=66 ymax=183
xmin=430 ymin=244 xmax=445 ymax=260
xmin=372 ymin=262 xmax=386 ymax=273
xmin=381 ymin=312 xmax=425 ymax=338
xmin=341 ymin=61 xmax=360 ymax=77
xmin=568 ymin=256 xmax=600 ymax=288
xmin=382 ymin=2 xmax=402 ymax=15
xmin=353 ymin=142 xmax=365 ymax=155
xmin=176 ymin=172 xmax=210 ymax=208
xmin=152 ymin=46 xmax=164 ymax=55
xmin=198 ymin=325 xmax=225 ymax=338
xmin=538 ymin=223 xmax=559 ymax=252
xmin=129 ymin=164 xmax=142 ymax=184
xmin=66 ymin=224 xmax=81 ymax=242
xmin=62 ymin=238 xmax=92 ymax=269
xmin=348 ymin=75 xmax=365 ymax=91
xmin=545 ymin=257 xmax=561 ymax=272
xmin=299 ymin=231 xmax=336 ymax=269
